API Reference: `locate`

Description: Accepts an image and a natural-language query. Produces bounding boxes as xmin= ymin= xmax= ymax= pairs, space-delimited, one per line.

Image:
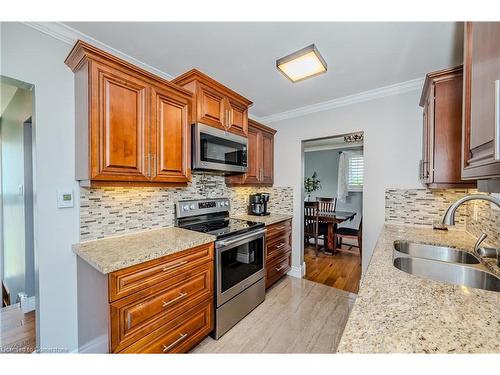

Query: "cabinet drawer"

xmin=110 ymin=262 xmax=213 ymax=352
xmin=109 ymin=243 xmax=213 ymax=302
xmin=119 ymin=300 xmax=213 ymax=353
xmin=266 ymin=231 xmax=291 ymax=262
xmin=265 ymin=252 xmax=291 ymax=289
xmin=266 ymin=219 xmax=292 ymax=239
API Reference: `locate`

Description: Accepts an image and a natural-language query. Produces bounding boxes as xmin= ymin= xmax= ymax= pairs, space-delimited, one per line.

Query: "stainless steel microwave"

xmin=192 ymin=123 xmax=248 ymax=173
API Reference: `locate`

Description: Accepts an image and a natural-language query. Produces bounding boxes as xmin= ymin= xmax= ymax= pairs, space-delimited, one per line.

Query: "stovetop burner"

xmin=175 ymin=198 xmax=264 ymax=240
xmin=181 ymin=217 xmax=264 ymax=239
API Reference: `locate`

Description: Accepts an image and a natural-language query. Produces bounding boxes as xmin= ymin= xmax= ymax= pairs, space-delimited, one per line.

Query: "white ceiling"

xmin=64 ymin=22 xmax=463 ymax=118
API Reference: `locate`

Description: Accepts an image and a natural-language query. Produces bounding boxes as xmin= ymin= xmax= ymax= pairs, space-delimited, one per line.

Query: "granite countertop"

xmin=232 ymin=213 xmax=293 ymax=226
xmin=73 ymin=227 xmax=216 ymax=274
xmin=337 ymin=224 xmax=500 ymax=353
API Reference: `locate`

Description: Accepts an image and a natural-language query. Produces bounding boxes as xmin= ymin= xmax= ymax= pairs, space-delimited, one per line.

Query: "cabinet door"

xmin=462 ymin=22 xmax=500 ymax=179
xmin=91 ymin=63 xmax=149 ymax=181
xmin=261 ymin=131 xmax=274 ymax=184
xmin=244 ymin=126 xmax=262 ymax=184
xmin=197 ymin=83 xmax=226 ymax=130
xmin=225 ymin=98 xmax=248 ymax=136
xmin=150 ymin=86 xmax=191 ymax=183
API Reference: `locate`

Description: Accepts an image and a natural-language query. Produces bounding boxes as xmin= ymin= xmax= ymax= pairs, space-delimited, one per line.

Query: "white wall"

xmin=272 ymin=89 xmax=423 ymax=274
xmin=1 ymin=22 xmax=79 ymax=352
xmin=1 ymin=87 xmax=32 ymax=300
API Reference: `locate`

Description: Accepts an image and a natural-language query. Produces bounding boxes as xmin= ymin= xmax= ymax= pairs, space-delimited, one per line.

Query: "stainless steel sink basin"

xmin=393 ymin=256 xmax=500 ymax=292
xmin=394 ymin=240 xmax=480 ymax=264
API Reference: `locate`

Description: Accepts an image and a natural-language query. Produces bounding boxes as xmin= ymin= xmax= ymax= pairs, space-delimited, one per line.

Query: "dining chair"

xmin=335 ymin=218 xmax=363 ymax=265
xmin=304 ymin=201 xmax=322 ymax=256
xmin=316 ymin=197 xmax=337 ymax=212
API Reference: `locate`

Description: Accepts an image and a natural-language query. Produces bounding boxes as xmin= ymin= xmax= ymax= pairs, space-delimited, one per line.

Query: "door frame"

xmin=300 ymin=131 xmax=365 ymax=274
xmin=0 ymin=75 xmax=39 ymax=346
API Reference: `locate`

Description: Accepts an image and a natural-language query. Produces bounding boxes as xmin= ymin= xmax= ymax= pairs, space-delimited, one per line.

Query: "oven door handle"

xmin=216 ymin=229 xmax=266 ymax=249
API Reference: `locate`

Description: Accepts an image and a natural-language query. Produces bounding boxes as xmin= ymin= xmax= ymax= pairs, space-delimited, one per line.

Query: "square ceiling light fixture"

xmin=276 ymin=44 xmax=327 ymax=83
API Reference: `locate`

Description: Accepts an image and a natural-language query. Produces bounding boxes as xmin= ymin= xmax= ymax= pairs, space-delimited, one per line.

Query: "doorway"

xmin=0 ymin=76 xmax=37 ymax=353
xmin=302 ymin=132 xmax=364 ymax=294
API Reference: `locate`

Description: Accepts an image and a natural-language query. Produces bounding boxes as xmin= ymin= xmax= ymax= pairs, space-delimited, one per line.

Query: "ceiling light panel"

xmin=276 ymin=44 xmax=327 ymax=83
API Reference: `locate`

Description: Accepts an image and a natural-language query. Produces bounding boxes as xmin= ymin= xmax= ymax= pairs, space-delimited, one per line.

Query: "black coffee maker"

xmin=248 ymin=193 xmax=270 ymax=216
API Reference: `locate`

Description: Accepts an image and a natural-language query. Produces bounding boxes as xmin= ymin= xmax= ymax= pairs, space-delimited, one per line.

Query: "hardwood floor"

xmin=192 ymin=276 xmax=356 ymax=353
xmin=0 ymin=303 xmax=36 ymax=353
xmin=304 ymin=243 xmax=361 ymax=294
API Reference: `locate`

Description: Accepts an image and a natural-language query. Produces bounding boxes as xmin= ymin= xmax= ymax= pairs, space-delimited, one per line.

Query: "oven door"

xmin=192 ymin=123 xmax=248 ymax=173
xmin=215 ymin=229 xmax=266 ymax=306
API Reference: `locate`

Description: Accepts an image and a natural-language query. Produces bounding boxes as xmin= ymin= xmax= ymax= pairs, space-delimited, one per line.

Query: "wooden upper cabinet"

xmin=198 ymin=83 xmax=226 ymax=129
xmin=150 ymin=85 xmax=191 ymax=183
xmin=462 ymin=22 xmax=500 ymax=183
xmin=419 ymin=65 xmax=476 ymax=188
xmin=226 ymin=119 xmax=276 ymax=186
xmin=91 ymin=62 xmax=150 ymax=182
xmin=172 ymin=69 xmax=252 ymax=137
xmin=65 ymin=40 xmax=193 ymax=186
xmin=225 ymin=97 xmax=248 ymax=137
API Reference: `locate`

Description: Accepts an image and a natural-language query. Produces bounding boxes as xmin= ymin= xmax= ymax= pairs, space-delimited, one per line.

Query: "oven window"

xmin=200 ymin=133 xmax=247 ymax=166
xmin=220 ymin=238 xmax=264 ymax=293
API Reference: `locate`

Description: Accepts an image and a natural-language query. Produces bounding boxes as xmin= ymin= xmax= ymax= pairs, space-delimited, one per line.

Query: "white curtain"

xmin=337 ymin=150 xmax=362 ymax=202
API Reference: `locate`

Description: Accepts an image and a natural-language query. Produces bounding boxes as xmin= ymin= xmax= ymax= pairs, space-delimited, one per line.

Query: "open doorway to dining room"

xmin=302 ymin=132 xmax=364 ymax=294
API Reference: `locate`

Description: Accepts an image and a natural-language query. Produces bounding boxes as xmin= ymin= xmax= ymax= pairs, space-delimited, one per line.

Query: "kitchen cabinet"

xmin=65 ymin=40 xmax=192 ymax=187
xmin=265 ymin=219 xmax=292 ymax=289
xmin=462 ymin=22 xmax=500 ymax=186
xmin=77 ymin=242 xmax=214 ymax=353
xmin=419 ymin=66 xmax=476 ymax=188
xmin=172 ymin=69 xmax=252 ymax=137
xmin=226 ymin=119 xmax=276 ymax=186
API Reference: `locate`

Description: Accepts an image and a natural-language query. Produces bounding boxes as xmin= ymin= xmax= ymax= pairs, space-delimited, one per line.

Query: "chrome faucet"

xmin=442 ymin=194 xmax=500 ymax=266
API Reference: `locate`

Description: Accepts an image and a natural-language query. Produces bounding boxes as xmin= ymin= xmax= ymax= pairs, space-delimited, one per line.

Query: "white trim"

xmin=287 ymin=263 xmax=306 ymax=278
xmin=304 ymin=142 xmax=363 ymax=153
xmin=254 ymin=77 xmax=425 ymax=124
xmin=76 ymin=334 xmax=108 ymax=354
xmin=22 ymin=22 xmax=174 ymax=81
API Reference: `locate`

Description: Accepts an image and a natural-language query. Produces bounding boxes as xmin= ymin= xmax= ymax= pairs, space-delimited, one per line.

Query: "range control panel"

xmin=176 ymin=198 xmax=230 ymax=218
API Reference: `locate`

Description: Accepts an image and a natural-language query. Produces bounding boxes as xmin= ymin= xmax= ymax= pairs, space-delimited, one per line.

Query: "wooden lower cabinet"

xmin=265 ymin=219 xmax=292 ymax=289
xmin=76 ymin=243 xmax=214 ymax=353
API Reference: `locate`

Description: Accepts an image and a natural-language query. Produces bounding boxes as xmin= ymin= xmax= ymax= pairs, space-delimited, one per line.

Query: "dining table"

xmin=317 ymin=210 xmax=356 ymax=254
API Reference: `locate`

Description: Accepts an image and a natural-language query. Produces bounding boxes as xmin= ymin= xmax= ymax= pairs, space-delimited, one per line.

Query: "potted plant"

xmin=304 ymin=172 xmax=321 ymax=201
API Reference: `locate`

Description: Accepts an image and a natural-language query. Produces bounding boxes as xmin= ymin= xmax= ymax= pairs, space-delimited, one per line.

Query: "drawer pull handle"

xmin=275 ymin=243 xmax=285 ymax=249
xmin=275 ymin=265 xmax=285 ymax=272
xmin=162 ymin=292 xmax=188 ymax=308
xmin=163 ymin=333 xmax=188 ymax=352
xmin=274 ymin=226 xmax=286 ymax=230
xmin=162 ymin=260 xmax=188 ymax=272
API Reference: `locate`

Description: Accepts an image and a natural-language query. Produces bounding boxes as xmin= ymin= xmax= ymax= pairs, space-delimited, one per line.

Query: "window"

xmin=348 ymin=154 xmax=364 ymax=191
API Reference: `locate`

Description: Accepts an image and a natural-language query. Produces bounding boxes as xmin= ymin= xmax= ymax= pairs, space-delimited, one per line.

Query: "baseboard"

xmin=287 ymin=263 xmax=306 ymax=278
xmin=77 ymin=334 xmax=108 ymax=353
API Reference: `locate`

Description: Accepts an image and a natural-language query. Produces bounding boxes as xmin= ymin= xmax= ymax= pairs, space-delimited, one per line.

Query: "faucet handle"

xmin=474 ymin=233 xmax=488 ymax=255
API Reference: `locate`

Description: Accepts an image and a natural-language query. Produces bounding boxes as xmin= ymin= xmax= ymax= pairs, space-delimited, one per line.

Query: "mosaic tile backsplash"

xmin=385 ymin=188 xmax=499 ymax=248
xmin=80 ymin=173 xmax=293 ymax=241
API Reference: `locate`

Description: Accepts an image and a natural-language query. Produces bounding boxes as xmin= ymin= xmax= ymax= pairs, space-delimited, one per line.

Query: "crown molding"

xmin=254 ymin=77 xmax=425 ymax=124
xmin=22 ymin=22 xmax=174 ymax=80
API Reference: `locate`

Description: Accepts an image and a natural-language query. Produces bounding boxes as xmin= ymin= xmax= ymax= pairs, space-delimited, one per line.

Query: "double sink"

xmin=393 ymin=241 xmax=500 ymax=292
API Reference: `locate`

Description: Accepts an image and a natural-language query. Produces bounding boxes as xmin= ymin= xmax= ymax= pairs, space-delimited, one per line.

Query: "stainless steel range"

xmin=175 ymin=198 xmax=266 ymax=339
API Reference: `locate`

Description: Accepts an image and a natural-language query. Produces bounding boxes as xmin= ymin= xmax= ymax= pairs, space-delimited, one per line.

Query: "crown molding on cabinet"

xmin=252 ymin=77 xmax=425 ymax=124
xmin=22 ymin=22 xmax=174 ymax=81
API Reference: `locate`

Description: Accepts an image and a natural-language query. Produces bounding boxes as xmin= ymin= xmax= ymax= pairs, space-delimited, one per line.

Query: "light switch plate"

xmin=57 ymin=189 xmax=74 ymax=208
